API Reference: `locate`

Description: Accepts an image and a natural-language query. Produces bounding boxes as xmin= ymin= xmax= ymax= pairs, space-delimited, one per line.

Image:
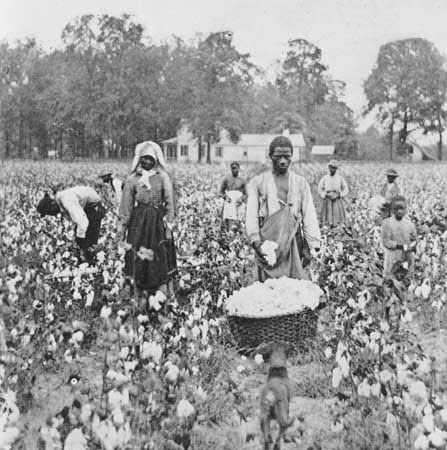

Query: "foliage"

xmin=364 ymin=38 xmax=447 ymax=160
xmin=3 ymin=161 xmax=447 ymax=450
xmin=1 ymin=22 xmax=358 ymax=161
xmin=275 ymin=38 xmax=357 ymax=153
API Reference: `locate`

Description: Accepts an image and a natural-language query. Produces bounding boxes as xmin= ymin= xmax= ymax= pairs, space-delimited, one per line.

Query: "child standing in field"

xmin=381 ymin=196 xmax=417 ymax=278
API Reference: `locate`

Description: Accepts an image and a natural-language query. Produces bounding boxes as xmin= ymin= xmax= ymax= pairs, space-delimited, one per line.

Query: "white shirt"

xmin=317 ymin=173 xmax=349 ymax=198
xmin=56 ymin=186 xmax=101 ymax=238
xmin=246 ymin=171 xmax=321 ymax=249
xmin=111 ymin=178 xmax=123 ymax=213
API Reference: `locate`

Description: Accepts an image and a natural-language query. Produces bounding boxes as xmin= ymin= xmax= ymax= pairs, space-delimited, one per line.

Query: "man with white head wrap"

xmin=118 ymin=141 xmax=177 ymax=296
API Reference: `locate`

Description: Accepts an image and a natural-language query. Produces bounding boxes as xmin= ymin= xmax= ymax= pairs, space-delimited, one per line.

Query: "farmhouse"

xmin=407 ymin=133 xmax=440 ymax=161
xmin=310 ymin=145 xmax=335 ymax=162
xmin=162 ymin=124 xmax=306 ymax=163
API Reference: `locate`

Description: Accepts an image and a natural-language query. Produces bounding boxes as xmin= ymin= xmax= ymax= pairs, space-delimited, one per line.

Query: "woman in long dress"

xmin=118 ymin=141 xmax=176 ymax=296
xmin=318 ymin=160 xmax=349 ymax=228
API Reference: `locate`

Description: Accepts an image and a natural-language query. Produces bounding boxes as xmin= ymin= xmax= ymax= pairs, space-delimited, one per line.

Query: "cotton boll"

xmin=141 ymin=341 xmax=162 ymax=363
xmin=414 ymin=434 xmax=429 ymax=450
xmin=165 ymin=364 xmax=180 ymax=384
xmin=422 ymin=414 xmax=435 ymax=433
xmin=358 ymin=380 xmax=371 ymax=398
xmin=331 ymin=420 xmax=344 ymax=433
xmin=429 ymin=429 xmax=446 ymax=448
xmin=194 ymin=386 xmax=207 ymax=402
xmin=0 ymin=427 xmax=20 ymax=449
xmin=409 ymin=381 xmax=428 ymax=401
xmin=254 ymin=354 xmax=264 ymax=365
xmin=191 ymin=326 xmax=200 ymax=339
xmin=72 ymin=331 xmax=84 ymax=344
xmin=106 ymin=370 xmax=130 ymax=387
xmin=177 ymin=399 xmax=194 ymax=420
xmin=64 ymin=428 xmax=87 ymax=450
xmin=108 ymin=389 xmax=123 ymax=410
xmin=332 ymin=367 xmax=343 ymax=389
xmin=100 ymin=306 xmax=112 ymax=319
xmin=370 ymin=383 xmax=381 ymax=397
xmin=379 ymin=369 xmax=393 ymax=384
xmin=260 ymin=241 xmax=278 ymax=266
xmin=112 ymin=407 xmax=125 ymax=427
xmin=80 ymin=404 xmax=94 ymax=426
xmin=120 ymin=347 xmax=130 ymax=360
xmin=417 ymin=358 xmax=431 ymax=375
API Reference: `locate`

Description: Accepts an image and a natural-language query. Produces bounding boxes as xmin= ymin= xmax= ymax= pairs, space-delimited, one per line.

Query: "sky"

xmin=1 ymin=0 xmax=447 ymax=125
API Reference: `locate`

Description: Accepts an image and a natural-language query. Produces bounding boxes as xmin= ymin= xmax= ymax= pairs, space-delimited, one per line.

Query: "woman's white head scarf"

xmin=131 ymin=141 xmax=167 ymax=173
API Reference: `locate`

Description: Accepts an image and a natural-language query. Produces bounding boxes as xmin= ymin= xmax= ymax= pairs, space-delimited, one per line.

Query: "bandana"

xmin=132 ymin=141 xmax=167 ymax=190
xmin=131 ymin=141 xmax=167 ymax=173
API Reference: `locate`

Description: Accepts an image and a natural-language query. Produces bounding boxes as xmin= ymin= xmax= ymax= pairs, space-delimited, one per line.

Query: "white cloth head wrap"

xmin=131 ymin=141 xmax=167 ymax=173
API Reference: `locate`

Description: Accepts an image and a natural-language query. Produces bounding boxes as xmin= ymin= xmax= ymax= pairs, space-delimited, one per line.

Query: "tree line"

xmin=1 ymin=15 xmax=446 ymax=161
xmin=0 ymin=14 xmax=356 ymax=160
xmin=364 ymin=37 xmax=447 ymax=160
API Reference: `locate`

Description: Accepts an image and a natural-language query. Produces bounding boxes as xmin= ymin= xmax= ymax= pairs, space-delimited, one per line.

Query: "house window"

xmin=180 ymin=145 xmax=189 ymax=157
xmin=215 ymin=146 xmax=223 ymax=158
xmin=166 ymin=145 xmax=177 ymax=160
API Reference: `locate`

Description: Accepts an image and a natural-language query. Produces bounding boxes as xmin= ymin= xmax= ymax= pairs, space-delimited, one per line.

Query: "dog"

xmin=259 ymin=344 xmax=294 ymax=450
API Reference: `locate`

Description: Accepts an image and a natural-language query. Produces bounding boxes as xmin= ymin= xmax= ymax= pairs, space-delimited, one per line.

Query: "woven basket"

xmin=227 ymin=308 xmax=318 ymax=352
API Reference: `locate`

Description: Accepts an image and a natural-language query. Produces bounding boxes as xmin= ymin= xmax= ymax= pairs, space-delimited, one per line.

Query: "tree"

xmin=364 ymin=38 xmax=447 ymax=159
xmin=0 ymin=38 xmax=40 ymax=158
xmin=276 ymin=38 xmax=329 ymax=116
xmin=273 ymin=39 xmax=356 ymax=155
xmin=417 ymin=58 xmax=447 ymax=160
xmin=185 ymin=31 xmax=259 ymax=163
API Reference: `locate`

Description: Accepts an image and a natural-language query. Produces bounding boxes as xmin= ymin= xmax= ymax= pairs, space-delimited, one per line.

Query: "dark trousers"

xmin=76 ymin=202 xmax=105 ymax=250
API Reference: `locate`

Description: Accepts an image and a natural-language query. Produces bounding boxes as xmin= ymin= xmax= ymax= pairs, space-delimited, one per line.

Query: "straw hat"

xmin=328 ymin=159 xmax=339 ymax=168
xmin=386 ymin=168 xmax=398 ymax=177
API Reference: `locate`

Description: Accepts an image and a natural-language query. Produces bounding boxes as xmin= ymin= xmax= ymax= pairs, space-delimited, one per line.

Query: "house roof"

xmin=311 ymin=145 xmax=335 ymax=155
xmin=221 ymin=134 xmax=306 ymax=148
xmin=162 ymin=133 xmax=306 ymax=148
xmin=411 ymin=142 xmax=437 ymax=160
xmin=162 ymin=137 xmax=178 ymax=144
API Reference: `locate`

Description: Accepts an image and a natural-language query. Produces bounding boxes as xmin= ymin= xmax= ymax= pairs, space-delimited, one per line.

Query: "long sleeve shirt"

xmin=111 ymin=178 xmax=123 ymax=213
xmin=55 ymin=186 xmax=102 ymax=238
xmin=380 ymin=182 xmax=400 ymax=202
xmin=318 ymin=173 xmax=349 ymax=199
xmin=246 ymin=170 xmax=321 ymax=248
xmin=381 ymin=216 xmax=416 ymax=275
xmin=119 ymin=169 xmax=175 ymax=226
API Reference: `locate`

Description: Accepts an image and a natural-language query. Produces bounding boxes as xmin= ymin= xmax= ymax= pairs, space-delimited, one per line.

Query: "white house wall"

xmin=412 ymin=147 xmax=423 ymax=162
xmin=164 ymin=123 xmax=305 ymax=163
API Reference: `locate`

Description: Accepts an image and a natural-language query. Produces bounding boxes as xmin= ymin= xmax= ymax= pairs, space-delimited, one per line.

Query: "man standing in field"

xmin=246 ymin=136 xmax=321 ymax=281
xmin=380 ymin=169 xmax=400 ymax=219
xmin=220 ymin=161 xmax=247 ymax=231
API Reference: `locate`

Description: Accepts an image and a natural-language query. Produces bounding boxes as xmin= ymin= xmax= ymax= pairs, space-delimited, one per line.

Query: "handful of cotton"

xmin=261 ymin=240 xmax=278 ymax=266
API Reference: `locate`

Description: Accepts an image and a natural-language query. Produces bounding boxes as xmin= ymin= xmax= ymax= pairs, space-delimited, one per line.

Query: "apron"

xmin=256 ymin=205 xmax=309 ymax=281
